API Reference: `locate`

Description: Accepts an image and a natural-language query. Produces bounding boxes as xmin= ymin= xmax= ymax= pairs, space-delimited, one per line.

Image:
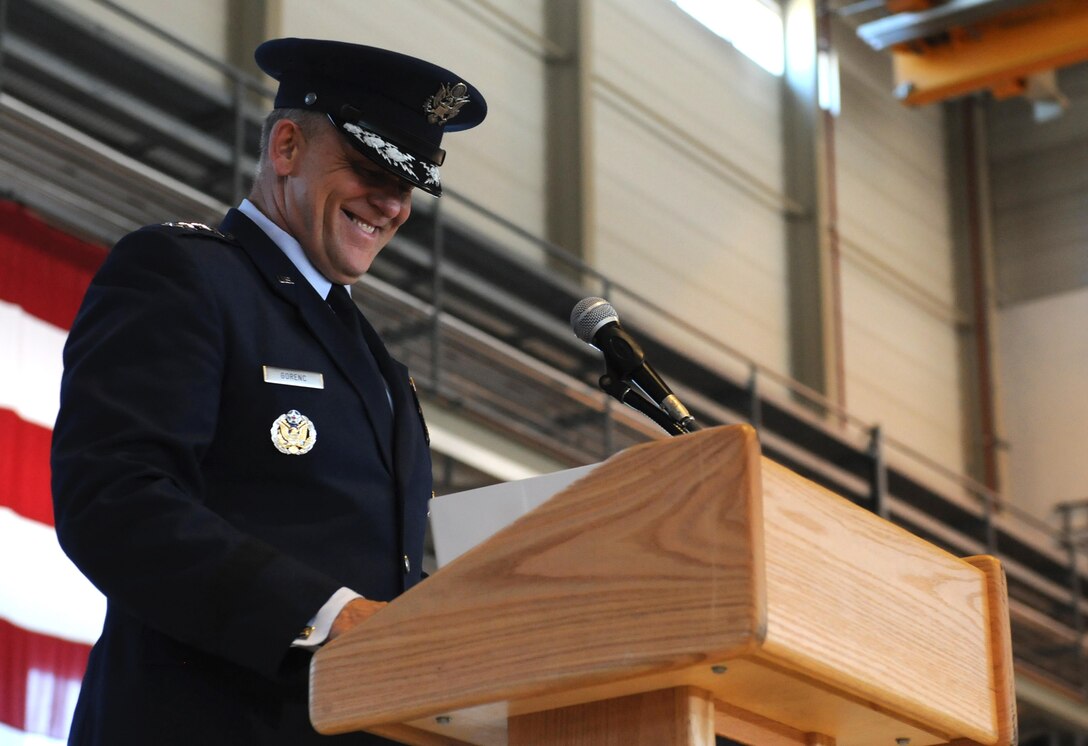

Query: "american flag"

xmin=1 ymin=201 xmax=106 ymax=744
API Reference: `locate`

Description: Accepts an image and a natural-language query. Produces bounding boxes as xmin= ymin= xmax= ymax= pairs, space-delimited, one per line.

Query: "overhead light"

xmin=1024 ymin=69 xmax=1069 ymax=123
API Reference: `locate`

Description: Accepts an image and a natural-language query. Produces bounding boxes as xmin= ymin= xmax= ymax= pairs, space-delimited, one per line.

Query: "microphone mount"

xmin=571 ymin=297 xmax=699 ymax=437
xmin=598 ymin=374 xmax=692 ymax=436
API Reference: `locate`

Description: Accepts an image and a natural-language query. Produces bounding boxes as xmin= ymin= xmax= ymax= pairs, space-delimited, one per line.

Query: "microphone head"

xmin=571 ymin=297 xmax=619 ymax=344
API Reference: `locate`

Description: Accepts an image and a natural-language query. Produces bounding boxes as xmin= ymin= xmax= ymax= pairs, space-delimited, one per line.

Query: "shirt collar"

xmin=237 ymin=199 xmax=350 ymax=300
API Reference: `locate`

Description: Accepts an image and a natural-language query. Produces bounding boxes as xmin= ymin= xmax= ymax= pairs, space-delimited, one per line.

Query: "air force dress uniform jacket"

xmin=50 ymin=208 xmax=432 ymax=744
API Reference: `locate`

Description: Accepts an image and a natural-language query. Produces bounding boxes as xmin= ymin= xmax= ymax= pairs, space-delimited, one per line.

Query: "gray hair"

xmin=253 ymin=108 xmax=328 ymax=180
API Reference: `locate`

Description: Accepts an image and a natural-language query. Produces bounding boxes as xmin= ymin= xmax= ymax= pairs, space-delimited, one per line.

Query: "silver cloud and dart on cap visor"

xmin=255 ymin=37 xmax=488 ymax=197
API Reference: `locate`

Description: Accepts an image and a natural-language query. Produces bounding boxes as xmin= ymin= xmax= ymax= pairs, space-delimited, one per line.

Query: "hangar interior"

xmin=1 ymin=0 xmax=1087 ymax=743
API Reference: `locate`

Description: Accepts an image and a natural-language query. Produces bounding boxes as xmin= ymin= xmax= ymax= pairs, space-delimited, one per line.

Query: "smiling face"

xmin=260 ymin=116 xmax=414 ymax=284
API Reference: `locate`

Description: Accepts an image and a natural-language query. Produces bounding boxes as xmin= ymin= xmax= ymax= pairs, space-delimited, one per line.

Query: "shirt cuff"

xmin=291 ymin=587 xmax=363 ymax=649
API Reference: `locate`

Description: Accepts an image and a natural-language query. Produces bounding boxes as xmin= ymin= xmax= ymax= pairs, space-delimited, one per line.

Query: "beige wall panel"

xmin=841 ymin=261 xmax=964 ymax=474
xmin=594 ymin=106 xmax=787 ymax=375
xmin=594 ymin=0 xmax=782 ymax=186
xmin=591 ymin=0 xmax=787 ymax=375
xmin=56 ymin=0 xmax=230 ymax=87
xmin=836 ymin=115 xmax=953 ymax=297
xmin=834 ymin=24 xmax=953 ymax=298
xmin=997 ymin=288 xmax=1088 ymax=520
xmin=276 ymin=0 xmax=548 ymax=260
xmin=835 ymin=24 xmax=963 ymax=476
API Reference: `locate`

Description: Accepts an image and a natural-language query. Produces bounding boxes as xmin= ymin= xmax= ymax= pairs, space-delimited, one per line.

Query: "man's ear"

xmin=267 ymin=119 xmax=305 ymax=177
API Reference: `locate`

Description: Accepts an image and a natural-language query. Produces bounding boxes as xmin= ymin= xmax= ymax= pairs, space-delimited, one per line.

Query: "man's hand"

xmin=327 ymin=597 xmax=387 ymax=642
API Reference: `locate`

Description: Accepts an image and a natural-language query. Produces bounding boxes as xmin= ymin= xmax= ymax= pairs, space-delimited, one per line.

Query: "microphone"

xmin=570 ymin=297 xmax=696 ymax=431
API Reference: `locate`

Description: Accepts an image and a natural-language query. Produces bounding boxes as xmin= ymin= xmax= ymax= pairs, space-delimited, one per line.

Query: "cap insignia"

xmin=271 ymin=409 xmax=317 ymax=455
xmin=424 ymin=82 xmax=470 ymax=125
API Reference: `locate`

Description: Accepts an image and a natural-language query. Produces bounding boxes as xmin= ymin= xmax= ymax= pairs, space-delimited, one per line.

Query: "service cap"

xmin=255 ymin=38 xmax=487 ymax=196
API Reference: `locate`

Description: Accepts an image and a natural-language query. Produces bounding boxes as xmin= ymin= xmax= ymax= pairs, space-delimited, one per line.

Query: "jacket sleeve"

xmin=51 ymin=228 xmax=342 ymax=677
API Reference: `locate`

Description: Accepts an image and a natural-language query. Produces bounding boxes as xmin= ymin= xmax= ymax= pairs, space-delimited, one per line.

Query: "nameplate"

xmin=263 ymin=366 xmax=324 ymax=389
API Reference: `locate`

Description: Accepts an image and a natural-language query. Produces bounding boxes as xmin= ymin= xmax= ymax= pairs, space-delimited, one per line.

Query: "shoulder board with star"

xmin=155 ymin=221 xmax=238 ymax=243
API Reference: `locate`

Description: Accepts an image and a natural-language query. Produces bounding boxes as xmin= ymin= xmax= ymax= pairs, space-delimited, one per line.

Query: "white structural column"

xmin=225 ymin=0 xmax=273 ymax=83
xmin=781 ymin=0 xmax=843 ymax=410
xmin=544 ymin=0 xmax=595 ymax=265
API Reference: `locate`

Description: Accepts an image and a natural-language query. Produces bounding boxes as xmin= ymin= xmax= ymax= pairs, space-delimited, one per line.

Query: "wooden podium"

xmin=309 ymin=425 xmax=1016 ymax=746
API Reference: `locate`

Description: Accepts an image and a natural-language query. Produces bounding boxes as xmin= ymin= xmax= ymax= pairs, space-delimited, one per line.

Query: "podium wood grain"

xmin=508 ymin=687 xmax=715 ymax=746
xmin=311 ymin=425 xmax=766 ymax=733
xmin=310 ymin=425 xmax=1013 ymax=745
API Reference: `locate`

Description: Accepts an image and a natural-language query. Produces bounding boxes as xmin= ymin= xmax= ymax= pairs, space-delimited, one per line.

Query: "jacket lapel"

xmin=389 ymin=361 xmax=428 ymax=503
xmin=220 ymin=209 xmax=395 ymax=473
xmin=358 ymin=321 xmax=421 ymax=458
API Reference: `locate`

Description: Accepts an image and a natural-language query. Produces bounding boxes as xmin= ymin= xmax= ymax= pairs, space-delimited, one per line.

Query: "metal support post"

xmin=982 ymin=491 xmax=998 ymax=555
xmin=869 ymin=425 xmax=888 ymax=519
xmin=1057 ymin=502 xmax=1088 ymax=695
xmin=747 ymin=365 xmax=762 ymax=432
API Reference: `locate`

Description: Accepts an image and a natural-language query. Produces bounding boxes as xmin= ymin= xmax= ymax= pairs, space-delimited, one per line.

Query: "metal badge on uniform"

xmin=263 ymin=365 xmax=324 ymax=389
xmin=271 ymin=409 xmax=317 ymax=455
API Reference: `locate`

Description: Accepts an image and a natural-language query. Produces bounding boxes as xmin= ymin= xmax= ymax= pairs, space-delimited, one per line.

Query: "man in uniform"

xmin=50 ymin=38 xmax=485 ymax=744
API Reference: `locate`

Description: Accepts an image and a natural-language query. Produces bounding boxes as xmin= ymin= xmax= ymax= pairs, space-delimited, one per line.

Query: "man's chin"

xmin=323 ymin=247 xmax=380 ymax=284
xmin=333 ymin=261 xmax=374 ymax=284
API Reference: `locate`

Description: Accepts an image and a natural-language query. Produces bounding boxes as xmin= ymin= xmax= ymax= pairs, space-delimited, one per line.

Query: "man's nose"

xmin=369 ymin=184 xmax=409 ymax=219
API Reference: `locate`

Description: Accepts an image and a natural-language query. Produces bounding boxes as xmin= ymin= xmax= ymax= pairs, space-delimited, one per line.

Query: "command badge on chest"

xmin=271 ymin=409 xmax=317 ymax=455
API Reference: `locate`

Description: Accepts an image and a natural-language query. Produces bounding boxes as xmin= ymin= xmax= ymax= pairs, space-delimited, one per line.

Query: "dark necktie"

xmin=327 ymin=284 xmax=364 ymax=339
xmin=327 ymin=284 xmax=394 ymax=441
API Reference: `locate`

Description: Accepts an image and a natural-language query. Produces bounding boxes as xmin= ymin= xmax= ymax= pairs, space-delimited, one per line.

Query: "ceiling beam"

xmin=857 ymin=0 xmax=1044 ymax=51
xmin=885 ymin=0 xmax=1088 ymax=104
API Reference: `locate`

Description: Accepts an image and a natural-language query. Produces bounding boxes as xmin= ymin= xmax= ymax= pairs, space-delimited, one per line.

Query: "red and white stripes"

xmin=0 ymin=202 xmax=106 ymax=744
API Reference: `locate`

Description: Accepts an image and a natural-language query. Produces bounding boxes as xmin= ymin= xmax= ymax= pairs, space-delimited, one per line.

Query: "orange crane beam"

xmin=890 ymin=0 xmax=1088 ymax=104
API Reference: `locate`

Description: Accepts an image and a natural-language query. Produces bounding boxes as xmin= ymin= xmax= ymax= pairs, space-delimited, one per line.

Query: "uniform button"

xmin=403 ymin=554 xmax=411 ymax=573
